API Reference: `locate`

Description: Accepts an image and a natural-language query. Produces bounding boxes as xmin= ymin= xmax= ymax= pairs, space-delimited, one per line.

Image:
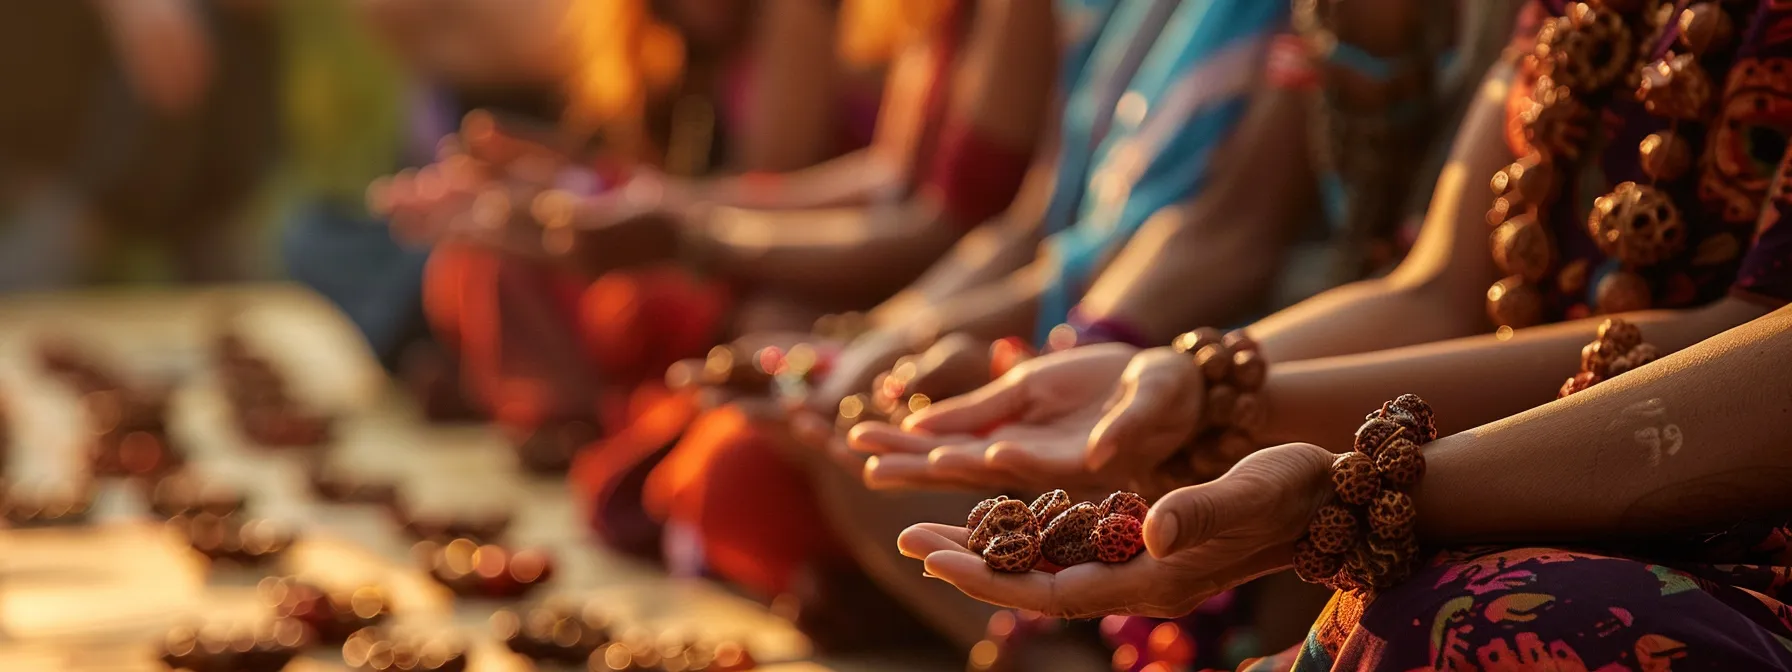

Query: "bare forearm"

xmin=1415 ymin=302 xmax=1792 ymax=544
xmin=696 ymin=150 xmax=906 ymax=210
xmin=1251 ymin=65 xmax=1519 ymax=363
xmin=1259 ymin=298 xmax=1768 ymax=448
xmin=698 ymin=201 xmax=963 ymax=304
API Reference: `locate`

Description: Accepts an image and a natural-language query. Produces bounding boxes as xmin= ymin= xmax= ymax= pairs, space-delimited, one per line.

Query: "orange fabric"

xmin=579 ymin=265 xmax=732 ymax=386
xmin=644 ymin=406 xmax=843 ymax=596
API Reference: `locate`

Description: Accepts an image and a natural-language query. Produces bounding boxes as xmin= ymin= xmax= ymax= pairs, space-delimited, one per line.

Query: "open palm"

xmin=848 ymin=345 xmax=1206 ymax=497
xmin=896 ymin=443 xmax=1335 ymax=618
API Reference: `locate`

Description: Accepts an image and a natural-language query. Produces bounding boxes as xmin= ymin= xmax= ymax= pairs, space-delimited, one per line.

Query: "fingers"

xmin=897 ymin=525 xmax=970 ymax=560
xmin=846 ymin=422 xmax=954 ymax=455
xmin=923 ymin=551 xmax=1168 ymax=619
xmin=901 ymin=376 xmax=1027 ymax=436
xmin=903 ymin=334 xmax=991 ymax=401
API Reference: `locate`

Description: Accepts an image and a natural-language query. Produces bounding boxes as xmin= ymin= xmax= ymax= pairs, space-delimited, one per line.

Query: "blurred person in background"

xmin=371 ymin=0 xmax=890 ymax=445
xmin=0 ymin=0 xmax=277 ymax=287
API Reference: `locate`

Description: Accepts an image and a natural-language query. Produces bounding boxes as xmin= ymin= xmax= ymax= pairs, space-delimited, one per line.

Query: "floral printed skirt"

xmin=1243 ymin=526 xmax=1792 ymax=671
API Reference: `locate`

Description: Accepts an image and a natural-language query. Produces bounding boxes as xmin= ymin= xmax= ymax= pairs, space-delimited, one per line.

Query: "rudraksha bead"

xmin=1331 ymin=452 xmax=1381 ymax=506
xmin=1307 ymin=504 xmax=1360 ymax=555
xmin=1092 ymin=514 xmax=1145 ymax=563
xmin=1597 ymin=318 xmax=1644 ymax=353
xmin=1193 ymin=344 xmax=1234 ymax=383
xmin=1559 ymin=370 xmax=1604 ymax=398
xmin=1028 ymin=490 xmax=1072 ymax=525
xmin=1229 ymin=349 xmax=1267 ymax=391
xmin=1039 ymin=503 xmax=1101 ymax=567
xmin=1520 ymin=79 xmax=1593 ymax=160
xmin=1231 ymin=393 xmax=1267 ymax=435
xmin=967 ymin=496 xmax=1011 ymax=531
xmin=1171 ymin=327 xmax=1225 ymax=355
xmin=1353 ymin=417 xmax=1408 ymax=458
xmin=1532 ymin=9 xmax=1635 ymax=92
xmin=1204 ymin=385 xmax=1238 ymax=428
xmin=1375 ymin=438 xmax=1426 ymax=487
xmin=983 ymin=533 xmax=1042 ymax=573
xmin=1292 ymin=539 xmax=1344 ymax=586
xmin=1369 ymin=490 xmax=1418 ymax=538
xmin=1097 ymin=491 xmax=1150 ymax=522
xmin=969 ymin=499 xmax=1036 ymax=554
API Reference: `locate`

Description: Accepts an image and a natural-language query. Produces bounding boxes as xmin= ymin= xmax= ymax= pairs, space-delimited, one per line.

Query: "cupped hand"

xmin=849 ymin=345 xmax=1206 ymax=497
xmin=896 ymin=443 xmax=1335 ymax=619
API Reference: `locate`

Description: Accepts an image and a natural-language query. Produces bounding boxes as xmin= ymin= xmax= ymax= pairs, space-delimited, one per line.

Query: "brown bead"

xmin=1038 ymin=503 xmax=1101 ymax=567
xmin=1194 ymin=343 xmax=1234 ymax=383
xmin=1221 ymin=330 xmax=1258 ymax=353
xmin=1492 ymin=215 xmax=1555 ymax=282
xmin=1487 ymin=276 xmax=1545 ymax=329
xmin=1580 ymin=339 xmax=1622 ymax=377
xmin=1369 ymin=490 xmax=1418 ymax=539
xmin=1520 ymin=79 xmax=1593 ymax=159
xmin=1229 ymin=349 xmax=1267 ymax=391
xmin=1639 ymin=132 xmax=1692 ymax=182
xmin=1558 ymin=259 xmax=1592 ymax=296
xmin=1588 ymin=182 xmax=1688 ymax=267
xmin=1596 ymin=270 xmax=1654 ymax=314
xmin=1596 ymin=318 xmax=1644 ymax=354
xmin=1608 ymin=342 xmax=1661 ymax=377
xmin=1292 ymin=539 xmax=1344 ymax=587
xmin=1489 ymin=154 xmax=1554 ymax=206
xmin=1558 ymin=371 xmax=1604 ymax=398
xmin=1678 ymin=3 xmax=1734 ymax=55
xmin=1028 ymin=490 xmax=1072 ymax=525
xmin=1532 ymin=9 xmax=1635 ymax=92
xmin=967 ymin=496 xmax=1011 ymax=532
xmin=1097 ymin=491 xmax=1151 ymax=522
xmin=1353 ymin=417 xmax=1408 ymax=458
xmin=1636 ymin=54 xmax=1714 ymax=120
xmin=1204 ymin=385 xmax=1238 ymax=428
xmin=1387 ymin=395 xmax=1434 ymax=432
xmin=1307 ymin=504 xmax=1361 ymax=555
xmin=1375 ymin=438 xmax=1426 ymax=488
xmin=983 ymin=533 xmax=1042 ymax=573
xmin=1332 ymin=452 xmax=1381 ymax=506
xmin=1092 ymin=513 xmax=1145 ymax=563
xmin=1171 ymin=327 xmax=1225 ymax=355
xmin=969 ymin=499 xmax=1036 ymax=554
xmin=1230 ymin=393 xmax=1267 ymax=435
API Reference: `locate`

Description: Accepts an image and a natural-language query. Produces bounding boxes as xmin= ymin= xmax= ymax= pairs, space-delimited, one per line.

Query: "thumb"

xmin=1143 ymin=478 xmax=1251 ymax=558
xmin=1085 ymin=362 xmax=1183 ymax=470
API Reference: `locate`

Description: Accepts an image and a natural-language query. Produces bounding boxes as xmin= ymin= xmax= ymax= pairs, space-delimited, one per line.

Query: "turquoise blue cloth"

xmin=1034 ymin=0 xmax=1290 ymax=344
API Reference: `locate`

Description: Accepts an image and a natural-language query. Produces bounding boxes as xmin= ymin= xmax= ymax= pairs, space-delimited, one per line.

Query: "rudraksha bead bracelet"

xmin=1292 ymin=394 xmax=1436 ymax=595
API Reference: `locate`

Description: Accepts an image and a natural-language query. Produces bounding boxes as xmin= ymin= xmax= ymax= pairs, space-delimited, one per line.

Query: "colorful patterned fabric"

xmin=1035 ymin=0 xmax=1291 ymax=343
xmin=1246 ymin=536 xmax=1792 ymax=671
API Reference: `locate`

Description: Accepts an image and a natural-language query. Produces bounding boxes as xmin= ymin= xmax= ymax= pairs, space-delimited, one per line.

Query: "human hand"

xmin=872 ymin=333 xmax=994 ymax=427
xmin=849 ymin=346 xmax=1205 ymax=497
xmin=98 ymin=0 xmax=214 ymax=114
xmin=896 ymin=443 xmax=1335 ymax=618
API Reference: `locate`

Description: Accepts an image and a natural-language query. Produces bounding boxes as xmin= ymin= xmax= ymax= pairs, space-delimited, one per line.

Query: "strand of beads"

xmin=1162 ymin=328 xmax=1269 ymax=484
xmin=1292 ymin=395 xmax=1436 ymax=595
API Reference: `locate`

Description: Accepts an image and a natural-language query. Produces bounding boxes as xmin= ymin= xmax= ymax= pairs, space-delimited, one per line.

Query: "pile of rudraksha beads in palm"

xmin=967 ymin=490 xmax=1150 ymax=573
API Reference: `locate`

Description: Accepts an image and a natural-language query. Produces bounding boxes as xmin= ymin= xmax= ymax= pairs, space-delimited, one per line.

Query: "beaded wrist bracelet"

xmin=1559 ymin=318 xmax=1659 ymax=398
xmin=1292 ymin=394 xmax=1436 ymax=595
xmin=1163 ymin=328 xmax=1270 ymax=484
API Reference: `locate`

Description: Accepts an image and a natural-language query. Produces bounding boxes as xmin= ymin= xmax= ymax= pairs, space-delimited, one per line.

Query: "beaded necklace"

xmin=1486 ymin=0 xmax=1745 ymax=328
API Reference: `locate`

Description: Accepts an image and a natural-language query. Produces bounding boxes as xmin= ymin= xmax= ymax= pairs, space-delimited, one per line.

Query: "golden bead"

xmin=1587 ymin=182 xmax=1688 ymax=267
xmin=1491 ymin=214 xmax=1555 ymax=282
xmin=1677 ymin=3 xmax=1734 ymax=55
xmin=1487 ymin=276 xmax=1545 ymax=329
xmin=1533 ymin=8 xmax=1636 ymax=92
xmin=1638 ymin=132 xmax=1692 ymax=181
xmin=1521 ymin=79 xmax=1593 ymax=159
xmin=1636 ymin=54 xmax=1714 ymax=120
